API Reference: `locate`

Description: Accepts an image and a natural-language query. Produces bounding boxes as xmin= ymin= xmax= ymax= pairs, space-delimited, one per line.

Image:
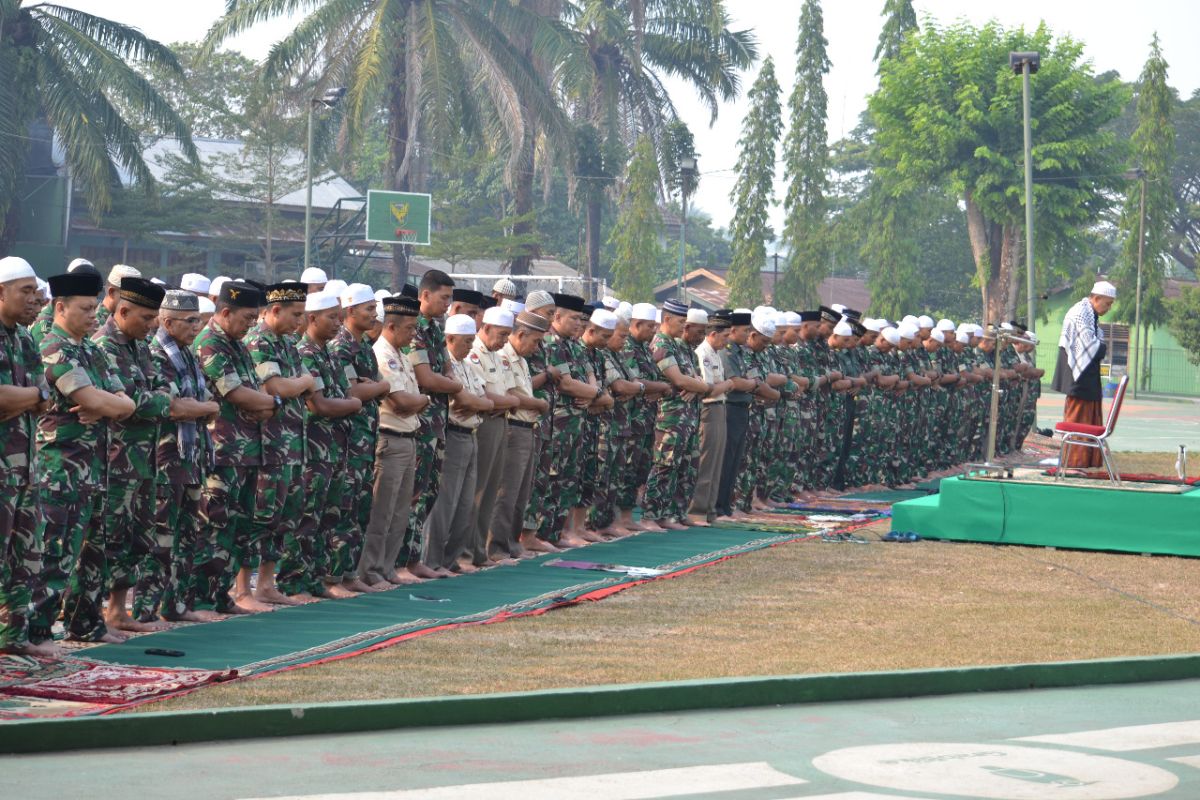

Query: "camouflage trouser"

xmin=30 ymin=484 xmax=108 ymax=642
xmin=578 ymin=418 xmax=600 ymax=509
xmin=197 ymin=465 xmax=259 ymax=612
xmin=0 ymin=483 xmax=42 ymax=648
xmin=405 ymin=431 xmax=443 ymax=559
xmin=670 ymin=418 xmax=700 ymax=521
xmin=139 ymin=481 xmax=202 ymax=621
xmin=617 ymin=428 xmax=654 ymax=511
xmin=734 ymin=410 xmax=765 ymax=512
xmin=103 ymin=476 xmax=155 ymax=591
xmin=349 ymin=453 xmax=375 ymax=537
xmin=642 ymin=416 xmax=699 ymax=522
xmin=769 ymin=402 xmax=802 ymax=500
xmin=536 ymin=415 xmax=585 ymax=540
xmin=279 ymin=459 xmax=355 ymax=593
xmin=523 ymin=417 xmax=552 ymax=532
xmin=242 ymin=464 xmax=292 ymax=568
xmin=753 ymin=411 xmax=779 ymax=500
xmin=588 ymin=425 xmax=627 ymax=530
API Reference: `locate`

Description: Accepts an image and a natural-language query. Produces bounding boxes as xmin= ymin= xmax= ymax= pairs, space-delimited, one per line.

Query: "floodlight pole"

xmin=303 ymin=102 xmax=316 ymax=271
xmin=678 ymin=155 xmax=697 ymax=303
xmin=1134 ymin=171 xmax=1146 ymax=398
xmin=1018 ymin=55 xmax=1038 ymax=342
xmin=985 ymin=335 xmax=1004 ymax=464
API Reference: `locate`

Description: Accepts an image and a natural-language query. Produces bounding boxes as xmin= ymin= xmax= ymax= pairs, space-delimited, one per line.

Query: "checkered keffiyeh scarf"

xmin=1058 ymin=297 xmax=1103 ymax=380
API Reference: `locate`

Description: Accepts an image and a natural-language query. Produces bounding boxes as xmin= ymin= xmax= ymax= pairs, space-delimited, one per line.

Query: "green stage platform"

xmin=891 ymin=475 xmax=1200 ymax=556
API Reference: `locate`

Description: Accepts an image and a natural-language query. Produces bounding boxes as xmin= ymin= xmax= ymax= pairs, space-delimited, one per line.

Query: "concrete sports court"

xmin=1037 ymin=394 xmax=1200 ymax=453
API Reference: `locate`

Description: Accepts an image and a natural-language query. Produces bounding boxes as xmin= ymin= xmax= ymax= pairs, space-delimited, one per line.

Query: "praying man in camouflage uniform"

xmin=31 ymin=271 xmax=135 ymax=643
xmin=0 ymin=257 xmax=56 ymax=655
xmin=615 ymin=303 xmax=670 ymax=532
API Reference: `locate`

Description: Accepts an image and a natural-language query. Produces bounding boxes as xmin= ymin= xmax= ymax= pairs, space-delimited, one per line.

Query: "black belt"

xmin=507 ymin=419 xmax=536 ymax=429
xmin=726 ymin=400 xmax=751 ymax=408
xmin=380 ymin=428 xmax=417 ymax=439
xmin=447 ymin=423 xmax=477 ymax=436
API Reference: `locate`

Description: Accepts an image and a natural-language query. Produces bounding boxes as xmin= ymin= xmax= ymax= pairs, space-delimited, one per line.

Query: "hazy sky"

xmin=57 ymin=0 xmax=1200 ymax=235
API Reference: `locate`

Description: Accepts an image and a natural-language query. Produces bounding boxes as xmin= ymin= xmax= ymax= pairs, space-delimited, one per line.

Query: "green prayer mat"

xmin=83 ymin=526 xmax=813 ymax=675
xmin=838 ymin=489 xmax=930 ymax=502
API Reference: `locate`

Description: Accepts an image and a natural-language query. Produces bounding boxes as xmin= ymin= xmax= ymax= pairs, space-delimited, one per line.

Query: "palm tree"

xmin=204 ymin=0 xmax=574 ymax=288
xmin=557 ymin=0 xmax=757 ymax=282
xmin=0 ymin=1 xmax=195 ymax=254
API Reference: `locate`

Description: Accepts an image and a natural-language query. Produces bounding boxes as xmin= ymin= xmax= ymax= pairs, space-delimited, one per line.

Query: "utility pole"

xmin=677 ymin=155 xmax=697 ymax=302
xmin=303 ymin=87 xmax=346 ymax=271
xmin=1010 ymin=51 xmax=1040 ymax=340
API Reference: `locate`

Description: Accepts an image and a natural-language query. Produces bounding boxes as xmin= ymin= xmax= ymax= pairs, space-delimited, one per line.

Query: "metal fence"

xmin=1144 ymin=347 xmax=1200 ymax=397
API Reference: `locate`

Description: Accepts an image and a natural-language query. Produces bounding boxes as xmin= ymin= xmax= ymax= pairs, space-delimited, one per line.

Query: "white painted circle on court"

xmin=812 ymin=742 xmax=1179 ymax=799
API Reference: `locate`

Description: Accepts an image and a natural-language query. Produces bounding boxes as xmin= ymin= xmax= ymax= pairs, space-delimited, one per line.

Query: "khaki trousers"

xmin=357 ymin=433 xmax=417 ymax=583
xmin=689 ymin=402 xmax=727 ymax=518
xmin=488 ymin=423 xmax=535 ymax=557
xmin=467 ymin=415 xmax=507 ymax=565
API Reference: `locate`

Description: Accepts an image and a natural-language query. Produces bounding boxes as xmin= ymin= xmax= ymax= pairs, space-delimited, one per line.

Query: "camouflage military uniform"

xmin=244 ymin=321 xmax=307 ymax=575
xmin=618 ymin=336 xmax=658 ymax=514
xmin=405 ymin=315 xmax=447 ymax=558
xmin=534 ymin=332 xmax=594 ymax=539
xmin=642 ymin=332 xmax=700 ymax=522
xmin=193 ymin=319 xmax=266 ymax=612
xmin=280 ymin=333 xmax=356 ymax=594
xmin=810 ymin=338 xmax=840 ymax=490
xmin=92 ymin=317 xmax=173 ymax=618
xmin=523 ymin=339 xmax=557 ymax=533
xmin=997 ymin=345 xmax=1022 ymax=456
xmin=31 ymin=325 xmax=123 ymax=641
xmin=734 ymin=346 xmax=770 ymax=512
xmin=94 ymin=303 xmax=111 ymax=330
xmin=0 ymin=321 xmax=48 ymax=648
xmin=767 ymin=344 xmax=802 ymax=501
xmin=329 ymin=327 xmax=380 ymax=565
xmin=831 ymin=345 xmax=866 ymax=489
xmin=587 ymin=345 xmax=629 ymax=530
xmin=29 ymin=304 xmax=55 ymax=347
xmin=145 ymin=326 xmax=212 ymax=620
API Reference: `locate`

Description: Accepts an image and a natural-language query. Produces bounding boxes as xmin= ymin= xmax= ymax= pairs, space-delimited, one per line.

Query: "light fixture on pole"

xmin=1124 ymin=167 xmax=1147 ymax=398
xmin=677 ymin=154 xmax=697 ymax=302
xmin=1011 ymin=50 xmax=1040 ymax=343
xmin=304 ymin=87 xmax=347 ymax=272
xmin=771 ymin=251 xmax=783 ymax=305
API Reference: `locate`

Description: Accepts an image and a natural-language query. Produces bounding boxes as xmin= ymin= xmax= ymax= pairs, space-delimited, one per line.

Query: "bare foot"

xmin=731 ymin=510 xmax=749 ymax=520
xmin=234 ymin=596 xmax=276 ymax=613
xmin=714 ymin=515 xmax=736 ymax=523
xmin=557 ymin=534 xmax=589 ymax=548
xmin=594 ymin=526 xmax=621 ymax=538
xmin=434 ymin=567 xmax=456 ymax=578
xmin=520 ymin=536 xmax=560 ymax=554
xmin=97 ymin=630 xmax=129 ymax=644
xmin=323 ymin=583 xmax=358 ymax=599
xmin=105 ymin=612 xmax=169 ymax=633
xmin=453 ymin=560 xmax=480 ymax=574
xmin=685 ymin=515 xmax=711 ymax=527
xmin=191 ymin=608 xmax=227 ymax=621
xmin=579 ymin=529 xmax=605 ymax=543
xmin=389 ymin=570 xmax=424 ymax=585
xmin=488 ymin=557 xmax=519 ymax=567
xmin=662 ymin=520 xmax=689 ymax=531
xmin=344 ymin=577 xmax=380 ymax=593
xmin=254 ymin=587 xmax=303 ymax=606
xmin=407 ymin=562 xmax=442 ymax=580
xmin=4 ymin=640 xmax=65 ymax=658
xmin=639 ymin=520 xmax=667 ymax=532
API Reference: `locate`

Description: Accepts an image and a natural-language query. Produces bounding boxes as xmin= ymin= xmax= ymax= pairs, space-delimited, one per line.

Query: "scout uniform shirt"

xmin=193 ymin=318 xmax=265 ymax=467
xmin=0 ymin=320 xmax=48 ymax=487
xmin=447 ymin=351 xmax=487 ymax=430
xmin=374 ymin=335 xmax=421 ymax=434
xmin=501 ymin=341 xmax=539 ymax=426
xmin=467 ymin=336 xmax=510 ymax=404
xmin=37 ymin=323 xmax=124 ymax=491
xmin=695 ymin=339 xmax=726 ymax=403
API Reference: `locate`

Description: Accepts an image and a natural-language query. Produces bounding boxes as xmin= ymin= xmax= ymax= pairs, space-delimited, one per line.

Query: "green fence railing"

xmin=1144 ymin=347 xmax=1200 ymax=397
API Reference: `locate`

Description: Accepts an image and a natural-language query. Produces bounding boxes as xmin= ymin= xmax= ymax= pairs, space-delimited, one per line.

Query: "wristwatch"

xmin=273 ymin=394 xmax=283 ymax=410
xmin=637 ymin=382 xmax=646 ymax=396
xmin=39 ymin=386 xmax=50 ymax=401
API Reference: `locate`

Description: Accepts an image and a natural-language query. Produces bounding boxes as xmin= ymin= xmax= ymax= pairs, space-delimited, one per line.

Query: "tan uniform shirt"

xmin=696 ymin=339 xmax=727 ymax=403
xmin=468 ymin=336 xmax=510 ymax=396
xmin=373 ymin=336 xmax=422 ymax=434
xmin=448 ymin=352 xmax=487 ymax=430
xmin=501 ymin=340 xmax=539 ymax=424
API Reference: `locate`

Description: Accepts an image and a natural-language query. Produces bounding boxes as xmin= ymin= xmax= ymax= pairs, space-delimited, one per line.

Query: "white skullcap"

xmin=1000 ymin=321 xmax=1014 ymax=331
xmin=36 ymin=277 xmax=50 ymax=299
xmin=752 ymin=317 xmax=776 ymax=337
xmin=324 ymin=278 xmax=348 ymax=297
xmin=1091 ymin=280 xmax=1117 ymax=298
xmin=492 ymin=278 xmax=517 ymax=297
xmin=301 ymin=267 xmax=328 ymax=284
xmin=500 ymin=298 xmax=525 ymax=314
xmin=830 ymin=303 xmax=847 ymax=314
xmin=901 ymin=314 xmax=918 ymax=326
xmin=687 ymin=308 xmax=709 ymax=325
xmin=375 ymin=301 xmax=386 ymax=323
xmin=525 ymin=290 xmax=554 ymax=310
xmin=833 ymin=319 xmax=854 ymax=337
xmin=67 ymin=257 xmax=94 ymax=272
xmin=898 ymin=323 xmax=918 ymax=340
xmin=483 ymin=307 xmax=515 ymax=328
xmin=771 ymin=312 xmax=789 ymax=327
xmin=655 ymin=309 xmax=662 ymax=323
xmin=180 ymin=273 xmax=211 ymax=294
xmin=445 ymin=313 xmax=476 ymax=336
xmin=936 ymin=318 xmax=955 ymax=332
xmin=614 ymin=303 xmax=633 ymax=324
xmin=341 ymin=282 xmax=375 ymax=308
xmin=955 ymin=330 xmax=970 ymax=344
xmin=0 ymin=256 xmax=36 ymax=283
xmin=930 ymin=329 xmax=946 ymax=343
xmin=600 ymin=296 xmax=620 ymax=310
xmin=972 ymin=324 xmax=985 ymax=337
xmin=917 ymin=314 xmax=935 ymax=329
xmin=631 ymin=302 xmax=658 ymax=322
xmin=1027 ymin=331 xmax=1039 ymax=344
xmin=305 ymin=290 xmax=340 ymax=313
xmin=882 ymin=327 xmax=902 ymax=346
xmin=590 ymin=308 xmax=618 ymax=330
xmin=209 ymin=276 xmax=231 ymax=297
xmin=198 ymin=296 xmax=216 ymax=314
xmin=784 ymin=311 xmax=803 ymax=326
xmin=617 ymin=300 xmax=633 ymax=316
xmin=864 ymin=318 xmax=886 ymax=332
xmin=107 ymin=264 xmax=141 ymax=287
xmin=375 ymin=288 xmax=391 ymax=301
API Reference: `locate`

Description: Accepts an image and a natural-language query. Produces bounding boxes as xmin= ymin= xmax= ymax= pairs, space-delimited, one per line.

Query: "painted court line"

xmin=239 ymin=762 xmax=806 ymax=800
xmin=1016 ymin=720 xmax=1200 ymax=751
xmin=1168 ymin=755 xmax=1200 ymax=769
xmin=778 ymin=794 xmax=940 ymax=800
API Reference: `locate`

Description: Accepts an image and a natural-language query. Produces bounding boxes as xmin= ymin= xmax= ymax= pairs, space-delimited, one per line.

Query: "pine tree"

xmin=608 ymin=138 xmax=665 ymax=302
xmin=727 ymin=57 xmax=783 ymax=308
xmin=777 ymin=0 xmax=831 ymax=308
xmin=1115 ymin=34 xmax=1175 ymax=339
xmin=874 ymin=0 xmax=917 ymax=68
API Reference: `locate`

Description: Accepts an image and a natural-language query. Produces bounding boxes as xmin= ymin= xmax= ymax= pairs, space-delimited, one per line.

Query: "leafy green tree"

xmin=776 ymin=0 xmax=831 ymax=308
xmin=131 ymin=42 xmax=259 ymax=140
xmin=727 ymin=57 xmax=782 ymax=308
xmin=608 ymin=138 xmax=664 ymax=301
xmin=1167 ymin=285 xmax=1200 ymax=365
xmin=0 ymin=1 xmax=194 ymax=252
xmin=870 ymin=21 xmax=1128 ymax=323
xmin=1114 ymin=35 xmax=1175 ymax=338
xmin=873 ymin=0 xmax=917 ymax=68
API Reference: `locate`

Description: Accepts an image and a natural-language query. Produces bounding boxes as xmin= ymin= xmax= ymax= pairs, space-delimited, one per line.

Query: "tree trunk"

xmin=387 ymin=36 xmax=410 ymax=292
xmin=585 ymin=196 xmax=601 ymax=290
xmin=964 ymin=195 xmax=1021 ymax=324
xmin=507 ymin=136 xmax=538 ymax=276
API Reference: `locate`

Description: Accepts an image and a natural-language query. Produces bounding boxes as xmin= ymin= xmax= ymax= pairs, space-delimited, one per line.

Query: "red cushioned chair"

xmin=1054 ymin=374 xmax=1129 ymax=486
